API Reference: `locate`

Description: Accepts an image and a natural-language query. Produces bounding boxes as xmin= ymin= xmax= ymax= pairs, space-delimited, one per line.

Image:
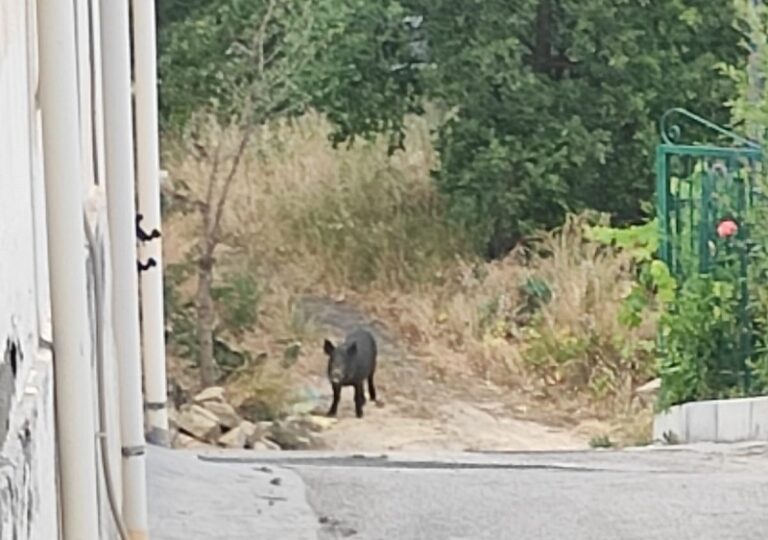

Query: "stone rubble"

xmin=169 ymin=386 xmax=337 ymax=451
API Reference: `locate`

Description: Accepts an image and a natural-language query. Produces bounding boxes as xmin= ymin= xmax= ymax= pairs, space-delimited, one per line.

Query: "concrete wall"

xmin=0 ymin=0 xmax=121 ymax=538
xmin=653 ymin=395 xmax=768 ymax=445
xmin=0 ymin=0 xmax=59 ymax=537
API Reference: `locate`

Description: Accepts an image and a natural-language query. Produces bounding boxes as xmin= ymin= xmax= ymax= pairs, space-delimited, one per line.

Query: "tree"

xmin=161 ymin=0 xmax=328 ymax=386
xmin=159 ymin=0 xmax=425 ymax=385
xmin=403 ymin=0 xmax=745 ymax=256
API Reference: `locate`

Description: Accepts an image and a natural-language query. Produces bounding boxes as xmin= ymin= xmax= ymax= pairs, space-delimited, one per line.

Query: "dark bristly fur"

xmin=323 ymin=328 xmax=378 ymax=418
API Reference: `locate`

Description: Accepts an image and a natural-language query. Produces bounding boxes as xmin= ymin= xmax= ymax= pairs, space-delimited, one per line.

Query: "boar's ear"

xmin=323 ymin=339 xmax=335 ymax=355
xmin=347 ymin=342 xmax=357 ymax=356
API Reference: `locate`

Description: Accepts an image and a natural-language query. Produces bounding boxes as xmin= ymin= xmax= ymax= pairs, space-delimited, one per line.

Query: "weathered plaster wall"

xmin=0 ymin=0 xmax=59 ymax=537
xmin=1 ymin=0 xmax=125 ymax=536
xmin=0 ymin=351 xmax=57 ymax=540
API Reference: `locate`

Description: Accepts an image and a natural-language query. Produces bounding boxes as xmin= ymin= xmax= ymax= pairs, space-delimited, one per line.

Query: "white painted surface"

xmin=0 ymin=0 xmax=42 ymax=398
xmin=683 ymin=400 xmax=718 ymax=443
xmin=37 ymin=0 xmax=102 ymax=532
xmin=133 ymin=0 xmax=171 ymax=445
xmin=99 ymin=0 xmax=151 ymax=534
xmin=0 ymin=0 xmax=126 ymax=537
xmin=715 ymin=398 xmax=753 ymax=443
xmin=654 ymin=395 xmax=768 ymax=445
xmin=0 ymin=1 xmax=59 ymax=537
xmin=750 ymin=397 xmax=768 ymax=440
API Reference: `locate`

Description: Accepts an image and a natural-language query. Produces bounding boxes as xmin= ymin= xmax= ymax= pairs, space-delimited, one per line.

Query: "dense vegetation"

xmin=156 ymin=0 xmax=768 ymax=434
xmin=158 ymin=0 xmax=743 ymax=256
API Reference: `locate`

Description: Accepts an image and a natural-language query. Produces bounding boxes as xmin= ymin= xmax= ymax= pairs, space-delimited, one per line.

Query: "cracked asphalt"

xmin=148 ymin=442 xmax=768 ymax=540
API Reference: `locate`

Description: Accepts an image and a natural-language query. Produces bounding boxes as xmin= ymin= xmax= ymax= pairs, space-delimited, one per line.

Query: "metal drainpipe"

xmin=36 ymin=0 xmax=101 ymax=537
xmin=131 ymin=0 xmax=171 ymax=447
xmin=98 ymin=0 xmax=150 ymax=536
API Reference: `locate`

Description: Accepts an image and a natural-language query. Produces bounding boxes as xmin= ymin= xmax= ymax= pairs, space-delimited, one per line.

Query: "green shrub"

xmin=211 ymin=270 xmax=263 ymax=336
xmin=657 ymin=273 xmax=744 ymax=409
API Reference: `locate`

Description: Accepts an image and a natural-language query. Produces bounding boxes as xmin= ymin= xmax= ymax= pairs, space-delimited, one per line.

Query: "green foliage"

xmin=300 ymin=3 xmax=428 ymax=152
xmin=585 ymin=219 xmax=675 ymax=330
xmin=586 ymin=219 xmax=658 ymax=262
xmin=159 ymin=0 xmax=746 ymax=259
xmin=211 ymin=271 xmax=263 ymax=336
xmin=406 ymin=0 xmax=743 ymax=256
xmin=522 ymin=323 xmax=655 ymax=401
xmin=645 ymin=0 xmax=768 ymax=409
xmin=158 ymin=0 xmax=325 ymax=128
xmin=158 ymin=0 xmax=425 ymax=148
xmin=721 ymin=0 xmax=768 ymax=140
xmin=583 ymin=203 xmax=765 ymax=410
xmin=164 ymin=260 xmax=263 ymax=378
xmin=164 ymin=261 xmax=199 ymax=361
xmin=657 ymin=273 xmax=744 ymax=409
xmin=518 ymin=276 xmax=552 ymax=313
xmin=589 ymin=434 xmax=615 ymax=449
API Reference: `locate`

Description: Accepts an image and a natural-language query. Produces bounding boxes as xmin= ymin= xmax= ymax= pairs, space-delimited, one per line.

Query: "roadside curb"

xmin=653 ymin=395 xmax=768 ymax=445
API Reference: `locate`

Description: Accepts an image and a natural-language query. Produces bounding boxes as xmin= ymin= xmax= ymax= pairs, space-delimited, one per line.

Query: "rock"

xmin=267 ymin=419 xmax=320 ymax=450
xmin=218 ymin=425 xmax=248 ymax=449
xmin=176 ymin=404 xmax=221 ymax=441
xmin=636 ymin=378 xmax=661 ymax=395
xmin=193 ymin=386 xmax=226 ymax=404
xmin=291 ymin=401 xmax=318 ymax=416
xmin=202 ymin=401 xmax=242 ymax=430
xmin=238 ymin=421 xmax=258 ymax=446
xmin=194 ymin=404 xmax=220 ymax=423
xmin=252 ymin=439 xmax=281 ymax=451
xmin=173 ymin=432 xmax=209 ymax=449
xmin=237 ymin=420 xmax=271 ymax=448
xmin=257 ymin=420 xmax=274 ymax=429
xmin=167 ymin=406 xmax=180 ymax=428
xmin=290 ymin=387 xmax=326 ymax=416
xmin=287 ymin=414 xmax=337 ymax=433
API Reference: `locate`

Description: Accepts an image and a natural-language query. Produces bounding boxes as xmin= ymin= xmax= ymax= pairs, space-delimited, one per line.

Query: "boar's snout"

xmin=329 ymin=366 xmax=344 ymax=384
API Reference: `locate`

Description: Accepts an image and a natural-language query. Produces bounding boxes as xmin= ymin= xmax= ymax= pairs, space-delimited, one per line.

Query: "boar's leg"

xmin=327 ymin=383 xmax=341 ymax=417
xmin=354 ymin=383 xmax=365 ymax=418
xmin=368 ymin=374 xmax=377 ymax=402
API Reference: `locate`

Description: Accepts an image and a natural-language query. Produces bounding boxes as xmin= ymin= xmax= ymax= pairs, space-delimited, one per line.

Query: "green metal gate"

xmin=656 ymin=108 xmax=763 ymax=392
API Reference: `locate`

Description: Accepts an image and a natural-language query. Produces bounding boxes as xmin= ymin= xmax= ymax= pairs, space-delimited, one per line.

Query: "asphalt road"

xmin=149 ymin=443 xmax=768 ymax=540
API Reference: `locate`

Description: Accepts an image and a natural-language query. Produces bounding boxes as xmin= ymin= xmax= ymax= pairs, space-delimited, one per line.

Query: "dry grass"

xmin=161 ymin=112 xmax=657 ymax=440
xmin=165 ymin=111 xmax=467 ymax=291
xmin=348 ymin=214 xmax=658 ymax=434
xmin=161 ymin=111 xmax=464 ymax=415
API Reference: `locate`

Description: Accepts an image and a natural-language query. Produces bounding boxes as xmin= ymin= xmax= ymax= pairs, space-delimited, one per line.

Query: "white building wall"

xmin=0 ymin=0 xmax=122 ymax=538
xmin=0 ymin=0 xmax=59 ymax=538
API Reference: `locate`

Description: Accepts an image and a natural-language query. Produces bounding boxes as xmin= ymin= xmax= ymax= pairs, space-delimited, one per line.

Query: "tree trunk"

xmin=534 ymin=0 xmax=553 ymax=74
xmin=196 ymin=249 xmax=217 ymax=387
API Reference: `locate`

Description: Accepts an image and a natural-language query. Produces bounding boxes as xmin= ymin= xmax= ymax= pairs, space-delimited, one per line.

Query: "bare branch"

xmin=254 ymin=0 xmax=278 ymax=76
xmin=210 ymin=123 xmax=257 ymax=245
xmin=204 ymin=0 xmax=323 ymax=247
xmin=204 ymin=138 xmax=223 ymax=203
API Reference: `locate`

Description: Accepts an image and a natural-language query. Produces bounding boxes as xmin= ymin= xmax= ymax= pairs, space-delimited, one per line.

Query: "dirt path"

xmin=297 ymin=296 xmax=588 ymax=452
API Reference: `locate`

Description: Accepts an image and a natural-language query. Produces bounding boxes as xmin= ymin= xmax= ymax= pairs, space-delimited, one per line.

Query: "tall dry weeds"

xmin=350 ymin=213 xmax=657 ymax=428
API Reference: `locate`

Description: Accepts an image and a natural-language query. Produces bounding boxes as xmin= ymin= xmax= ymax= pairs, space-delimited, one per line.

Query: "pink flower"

xmin=717 ymin=219 xmax=738 ymax=238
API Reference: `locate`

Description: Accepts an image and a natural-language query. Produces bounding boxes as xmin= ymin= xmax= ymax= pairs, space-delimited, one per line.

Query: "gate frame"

xmin=655 ymin=107 xmax=763 ymax=394
xmin=656 ymin=108 xmax=762 ymax=267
